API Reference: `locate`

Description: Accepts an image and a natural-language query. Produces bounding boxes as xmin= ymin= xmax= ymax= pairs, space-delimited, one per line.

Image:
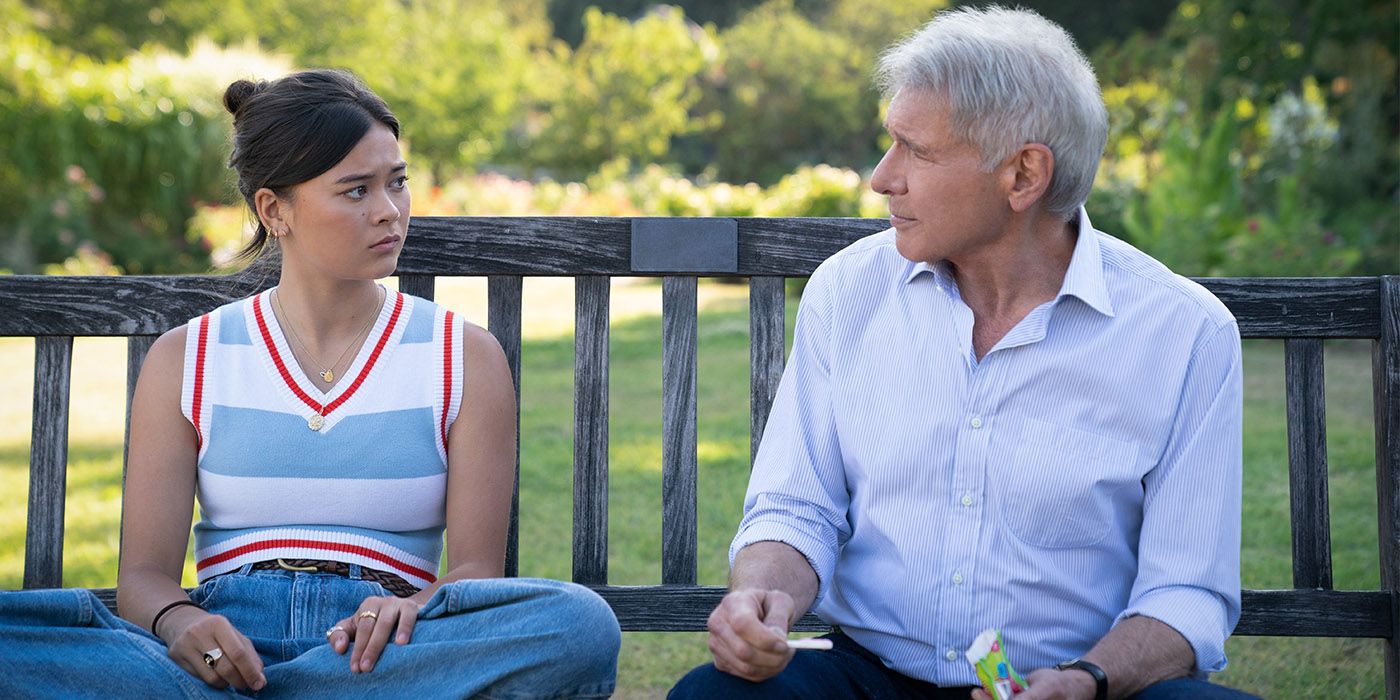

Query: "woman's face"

xmin=275 ymin=122 xmax=410 ymax=283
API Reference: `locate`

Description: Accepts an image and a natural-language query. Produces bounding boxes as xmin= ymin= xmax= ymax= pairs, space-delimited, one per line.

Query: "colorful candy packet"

xmin=964 ymin=628 xmax=1028 ymax=699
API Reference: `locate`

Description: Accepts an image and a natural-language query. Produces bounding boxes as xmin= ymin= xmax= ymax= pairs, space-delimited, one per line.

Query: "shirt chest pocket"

xmin=993 ymin=417 xmax=1142 ymax=549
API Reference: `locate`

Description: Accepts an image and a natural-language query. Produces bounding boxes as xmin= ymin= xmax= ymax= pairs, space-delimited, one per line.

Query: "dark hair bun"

xmin=223 ymin=79 xmax=263 ymax=116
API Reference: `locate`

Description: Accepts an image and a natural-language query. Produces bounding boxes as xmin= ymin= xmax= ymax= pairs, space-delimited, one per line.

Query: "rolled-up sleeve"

xmin=730 ymin=264 xmax=851 ymax=604
xmin=1116 ymin=320 xmax=1243 ymax=674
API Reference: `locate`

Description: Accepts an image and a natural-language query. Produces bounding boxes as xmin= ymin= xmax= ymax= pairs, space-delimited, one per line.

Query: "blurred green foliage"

xmin=0 ymin=8 xmax=285 ymax=272
xmin=515 ymin=6 xmax=714 ymax=179
xmin=2 ymin=0 xmax=1395 ymax=275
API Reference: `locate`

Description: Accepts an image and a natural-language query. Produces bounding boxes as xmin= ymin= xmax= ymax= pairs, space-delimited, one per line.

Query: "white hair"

xmin=875 ymin=6 xmax=1108 ymax=220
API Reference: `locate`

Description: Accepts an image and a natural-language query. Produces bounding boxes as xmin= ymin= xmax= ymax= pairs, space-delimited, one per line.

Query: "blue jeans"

xmin=0 ymin=566 xmax=620 ymax=699
xmin=668 ymin=632 xmax=1261 ymax=700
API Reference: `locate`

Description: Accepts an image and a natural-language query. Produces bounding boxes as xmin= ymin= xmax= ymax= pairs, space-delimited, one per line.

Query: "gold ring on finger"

xmin=357 ymin=610 xmax=379 ymax=622
xmin=324 ymin=625 xmax=346 ymax=639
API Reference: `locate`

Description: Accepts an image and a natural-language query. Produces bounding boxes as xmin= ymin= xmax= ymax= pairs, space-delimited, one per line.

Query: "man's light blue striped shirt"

xmin=733 ymin=209 xmax=1243 ymax=685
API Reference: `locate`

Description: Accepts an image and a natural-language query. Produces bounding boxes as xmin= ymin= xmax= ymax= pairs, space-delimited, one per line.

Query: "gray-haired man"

xmin=671 ymin=7 xmax=1260 ymax=700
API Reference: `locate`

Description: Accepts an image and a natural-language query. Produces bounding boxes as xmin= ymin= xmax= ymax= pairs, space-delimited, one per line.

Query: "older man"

xmin=670 ymin=7 xmax=1258 ymax=700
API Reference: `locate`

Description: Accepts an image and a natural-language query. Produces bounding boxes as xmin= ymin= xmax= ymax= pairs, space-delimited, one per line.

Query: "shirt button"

xmin=945 ymin=649 xmax=958 ymax=662
xmin=952 ymin=572 xmax=964 ymax=585
xmin=961 ymin=493 xmax=974 ymax=507
xmin=970 ymin=416 xmax=983 ymax=429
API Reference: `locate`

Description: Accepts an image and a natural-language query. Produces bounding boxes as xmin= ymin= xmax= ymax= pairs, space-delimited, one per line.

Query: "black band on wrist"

xmin=150 ymin=599 xmax=203 ymax=637
xmin=1055 ymin=658 xmax=1108 ymax=700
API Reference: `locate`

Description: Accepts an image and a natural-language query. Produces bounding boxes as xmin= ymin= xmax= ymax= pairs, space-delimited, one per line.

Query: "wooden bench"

xmin=3 ymin=217 xmax=1396 ymax=697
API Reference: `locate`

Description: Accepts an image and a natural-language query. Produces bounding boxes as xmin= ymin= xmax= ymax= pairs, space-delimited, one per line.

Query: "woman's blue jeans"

xmin=0 ymin=566 xmax=621 ymax=699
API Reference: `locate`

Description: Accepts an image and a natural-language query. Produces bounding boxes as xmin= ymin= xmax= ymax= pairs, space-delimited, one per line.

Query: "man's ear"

xmin=253 ymin=187 xmax=290 ymax=236
xmin=1004 ymin=143 xmax=1055 ymax=214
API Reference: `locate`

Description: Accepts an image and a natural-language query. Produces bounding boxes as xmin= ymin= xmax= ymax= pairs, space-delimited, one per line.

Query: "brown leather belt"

xmin=249 ymin=558 xmax=420 ymax=598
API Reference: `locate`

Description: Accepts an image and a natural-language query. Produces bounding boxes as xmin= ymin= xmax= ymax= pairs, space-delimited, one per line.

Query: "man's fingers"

xmin=759 ymin=593 xmax=795 ymax=638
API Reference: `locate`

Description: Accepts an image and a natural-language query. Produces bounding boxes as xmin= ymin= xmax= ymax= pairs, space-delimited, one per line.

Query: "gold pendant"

xmin=308 ymin=414 xmax=325 ymax=431
xmin=320 ymin=369 xmax=334 ymax=382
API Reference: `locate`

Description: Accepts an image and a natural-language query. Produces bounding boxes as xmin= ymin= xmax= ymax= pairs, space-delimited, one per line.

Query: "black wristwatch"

xmin=1054 ymin=658 xmax=1107 ymax=700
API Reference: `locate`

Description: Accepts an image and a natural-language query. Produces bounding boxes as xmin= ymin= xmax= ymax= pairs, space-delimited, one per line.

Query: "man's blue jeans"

xmin=0 ymin=565 xmax=621 ymax=699
xmin=669 ymin=632 xmax=1262 ymax=700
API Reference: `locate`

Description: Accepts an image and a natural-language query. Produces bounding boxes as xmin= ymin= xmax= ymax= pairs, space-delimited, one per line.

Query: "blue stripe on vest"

xmin=399 ymin=299 xmax=436 ymax=344
xmin=219 ymin=301 xmax=251 ymax=345
xmin=200 ymin=404 xmax=443 ymax=479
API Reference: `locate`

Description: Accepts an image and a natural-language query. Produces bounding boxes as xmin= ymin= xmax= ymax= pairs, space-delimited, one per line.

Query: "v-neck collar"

xmin=247 ymin=286 xmax=408 ymax=432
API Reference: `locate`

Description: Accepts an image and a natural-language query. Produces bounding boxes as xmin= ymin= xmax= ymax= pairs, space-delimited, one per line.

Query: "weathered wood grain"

xmin=488 ymin=276 xmax=524 ymax=578
xmin=0 ymin=253 xmax=1383 ymax=339
xmin=24 ymin=337 xmax=73 ymax=589
xmin=1373 ymin=276 xmax=1399 ymax=696
xmin=574 ymin=276 xmax=610 ymax=585
xmin=1202 ymin=277 xmax=1381 ymax=338
xmin=662 ymin=277 xmax=699 ymax=585
xmin=1286 ymin=338 xmax=1332 ymax=589
xmin=397 ymin=274 xmax=435 ymax=301
xmin=0 ymin=271 xmax=271 ymax=337
xmin=749 ymin=277 xmax=786 ymax=468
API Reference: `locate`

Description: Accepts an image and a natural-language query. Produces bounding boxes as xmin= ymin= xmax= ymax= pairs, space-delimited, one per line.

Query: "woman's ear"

xmin=1005 ymin=143 xmax=1055 ymax=214
xmin=254 ymin=187 xmax=290 ymax=237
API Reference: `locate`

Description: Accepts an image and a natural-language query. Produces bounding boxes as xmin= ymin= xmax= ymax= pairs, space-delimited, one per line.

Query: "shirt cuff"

xmin=1115 ymin=585 xmax=1233 ymax=674
xmin=730 ymin=518 xmax=839 ymax=606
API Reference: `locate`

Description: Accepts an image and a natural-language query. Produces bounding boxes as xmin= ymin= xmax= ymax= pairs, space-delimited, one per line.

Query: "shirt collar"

xmin=1057 ymin=207 xmax=1115 ymax=317
xmin=901 ymin=206 xmax=1115 ymax=318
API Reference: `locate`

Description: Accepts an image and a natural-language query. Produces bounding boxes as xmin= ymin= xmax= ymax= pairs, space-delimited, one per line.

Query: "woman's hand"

xmin=159 ymin=605 xmax=266 ymax=691
xmin=327 ymin=595 xmax=423 ymax=673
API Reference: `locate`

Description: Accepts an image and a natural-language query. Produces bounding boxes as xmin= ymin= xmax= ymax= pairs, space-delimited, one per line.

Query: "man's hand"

xmin=706 ymin=588 xmax=797 ymax=682
xmin=970 ymin=668 xmax=1097 ymax=700
xmin=159 ymin=605 xmax=266 ymax=692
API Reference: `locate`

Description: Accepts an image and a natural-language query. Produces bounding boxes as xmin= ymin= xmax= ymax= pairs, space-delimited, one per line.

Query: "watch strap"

xmin=1054 ymin=658 xmax=1107 ymax=700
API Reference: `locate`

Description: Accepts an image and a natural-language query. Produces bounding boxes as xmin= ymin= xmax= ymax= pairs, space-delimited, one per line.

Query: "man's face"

xmin=870 ymin=89 xmax=1013 ymax=266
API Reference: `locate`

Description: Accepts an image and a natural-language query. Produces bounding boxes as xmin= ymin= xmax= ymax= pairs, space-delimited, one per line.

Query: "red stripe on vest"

xmin=196 ymin=537 xmax=436 ymax=583
xmin=191 ymin=314 xmax=210 ymax=450
xmin=440 ymin=311 xmax=454 ymax=454
xmin=250 ymin=291 xmax=405 ymax=418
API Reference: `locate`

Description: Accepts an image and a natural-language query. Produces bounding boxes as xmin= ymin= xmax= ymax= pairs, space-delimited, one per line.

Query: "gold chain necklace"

xmin=272 ymin=286 xmax=383 ymax=386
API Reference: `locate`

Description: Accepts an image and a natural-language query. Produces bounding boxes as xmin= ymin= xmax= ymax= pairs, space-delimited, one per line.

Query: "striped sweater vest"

xmin=181 ymin=287 xmax=463 ymax=589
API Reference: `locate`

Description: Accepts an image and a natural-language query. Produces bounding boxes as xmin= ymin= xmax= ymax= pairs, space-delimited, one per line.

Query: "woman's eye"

xmin=392 ymin=176 xmax=409 ymax=189
xmin=346 ymin=185 xmax=368 ymax=199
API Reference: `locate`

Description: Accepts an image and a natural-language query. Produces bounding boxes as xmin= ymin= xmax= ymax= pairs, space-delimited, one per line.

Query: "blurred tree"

xmin=517 ymin=6 xmax=713 ymax=179
xmin=698 ymin=0 xmax=876 ymax=184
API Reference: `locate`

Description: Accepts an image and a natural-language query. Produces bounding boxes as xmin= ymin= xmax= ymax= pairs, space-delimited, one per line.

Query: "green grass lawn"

xmin=0 ymin=279 xmax=1386 ymax=698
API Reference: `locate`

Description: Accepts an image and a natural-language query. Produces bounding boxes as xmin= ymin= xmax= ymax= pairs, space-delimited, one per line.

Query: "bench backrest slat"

xmin=1373 ymin=277 xmax=1399 ymax=694
xmin=1284 ymin=338 xmax=1333 ymax=589
xmin=573 ymin=276 xmax=610 ymax=585
xmin=398 ymin=273 xmax=435 ymax=302
xmin=662 ymin=276 xmax=700 ymax=585
xmin=749 ymin=277 xmax=787 ymax=468
xmin=24 ymin=336 xmax=74 ymax=589
xmin=488 ymin=275 xmax=525 ymax=578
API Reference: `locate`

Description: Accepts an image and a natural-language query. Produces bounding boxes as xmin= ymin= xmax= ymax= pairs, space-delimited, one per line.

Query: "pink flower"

xmin=65 ymin=165 xmax=85 ymax=184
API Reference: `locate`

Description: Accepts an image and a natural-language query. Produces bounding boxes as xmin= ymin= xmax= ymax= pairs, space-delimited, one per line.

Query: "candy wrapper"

xmin=964 ymin=628 xmax=1027 ymax=700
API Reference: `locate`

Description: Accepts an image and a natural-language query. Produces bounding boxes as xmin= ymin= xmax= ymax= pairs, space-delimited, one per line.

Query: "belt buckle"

xmin=276 ymin=558 xmax=319 ymax=573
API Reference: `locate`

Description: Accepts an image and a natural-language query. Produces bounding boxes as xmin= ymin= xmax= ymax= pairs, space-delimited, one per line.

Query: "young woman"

xmin=0 ymin=69 xmax=620 ymax=699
